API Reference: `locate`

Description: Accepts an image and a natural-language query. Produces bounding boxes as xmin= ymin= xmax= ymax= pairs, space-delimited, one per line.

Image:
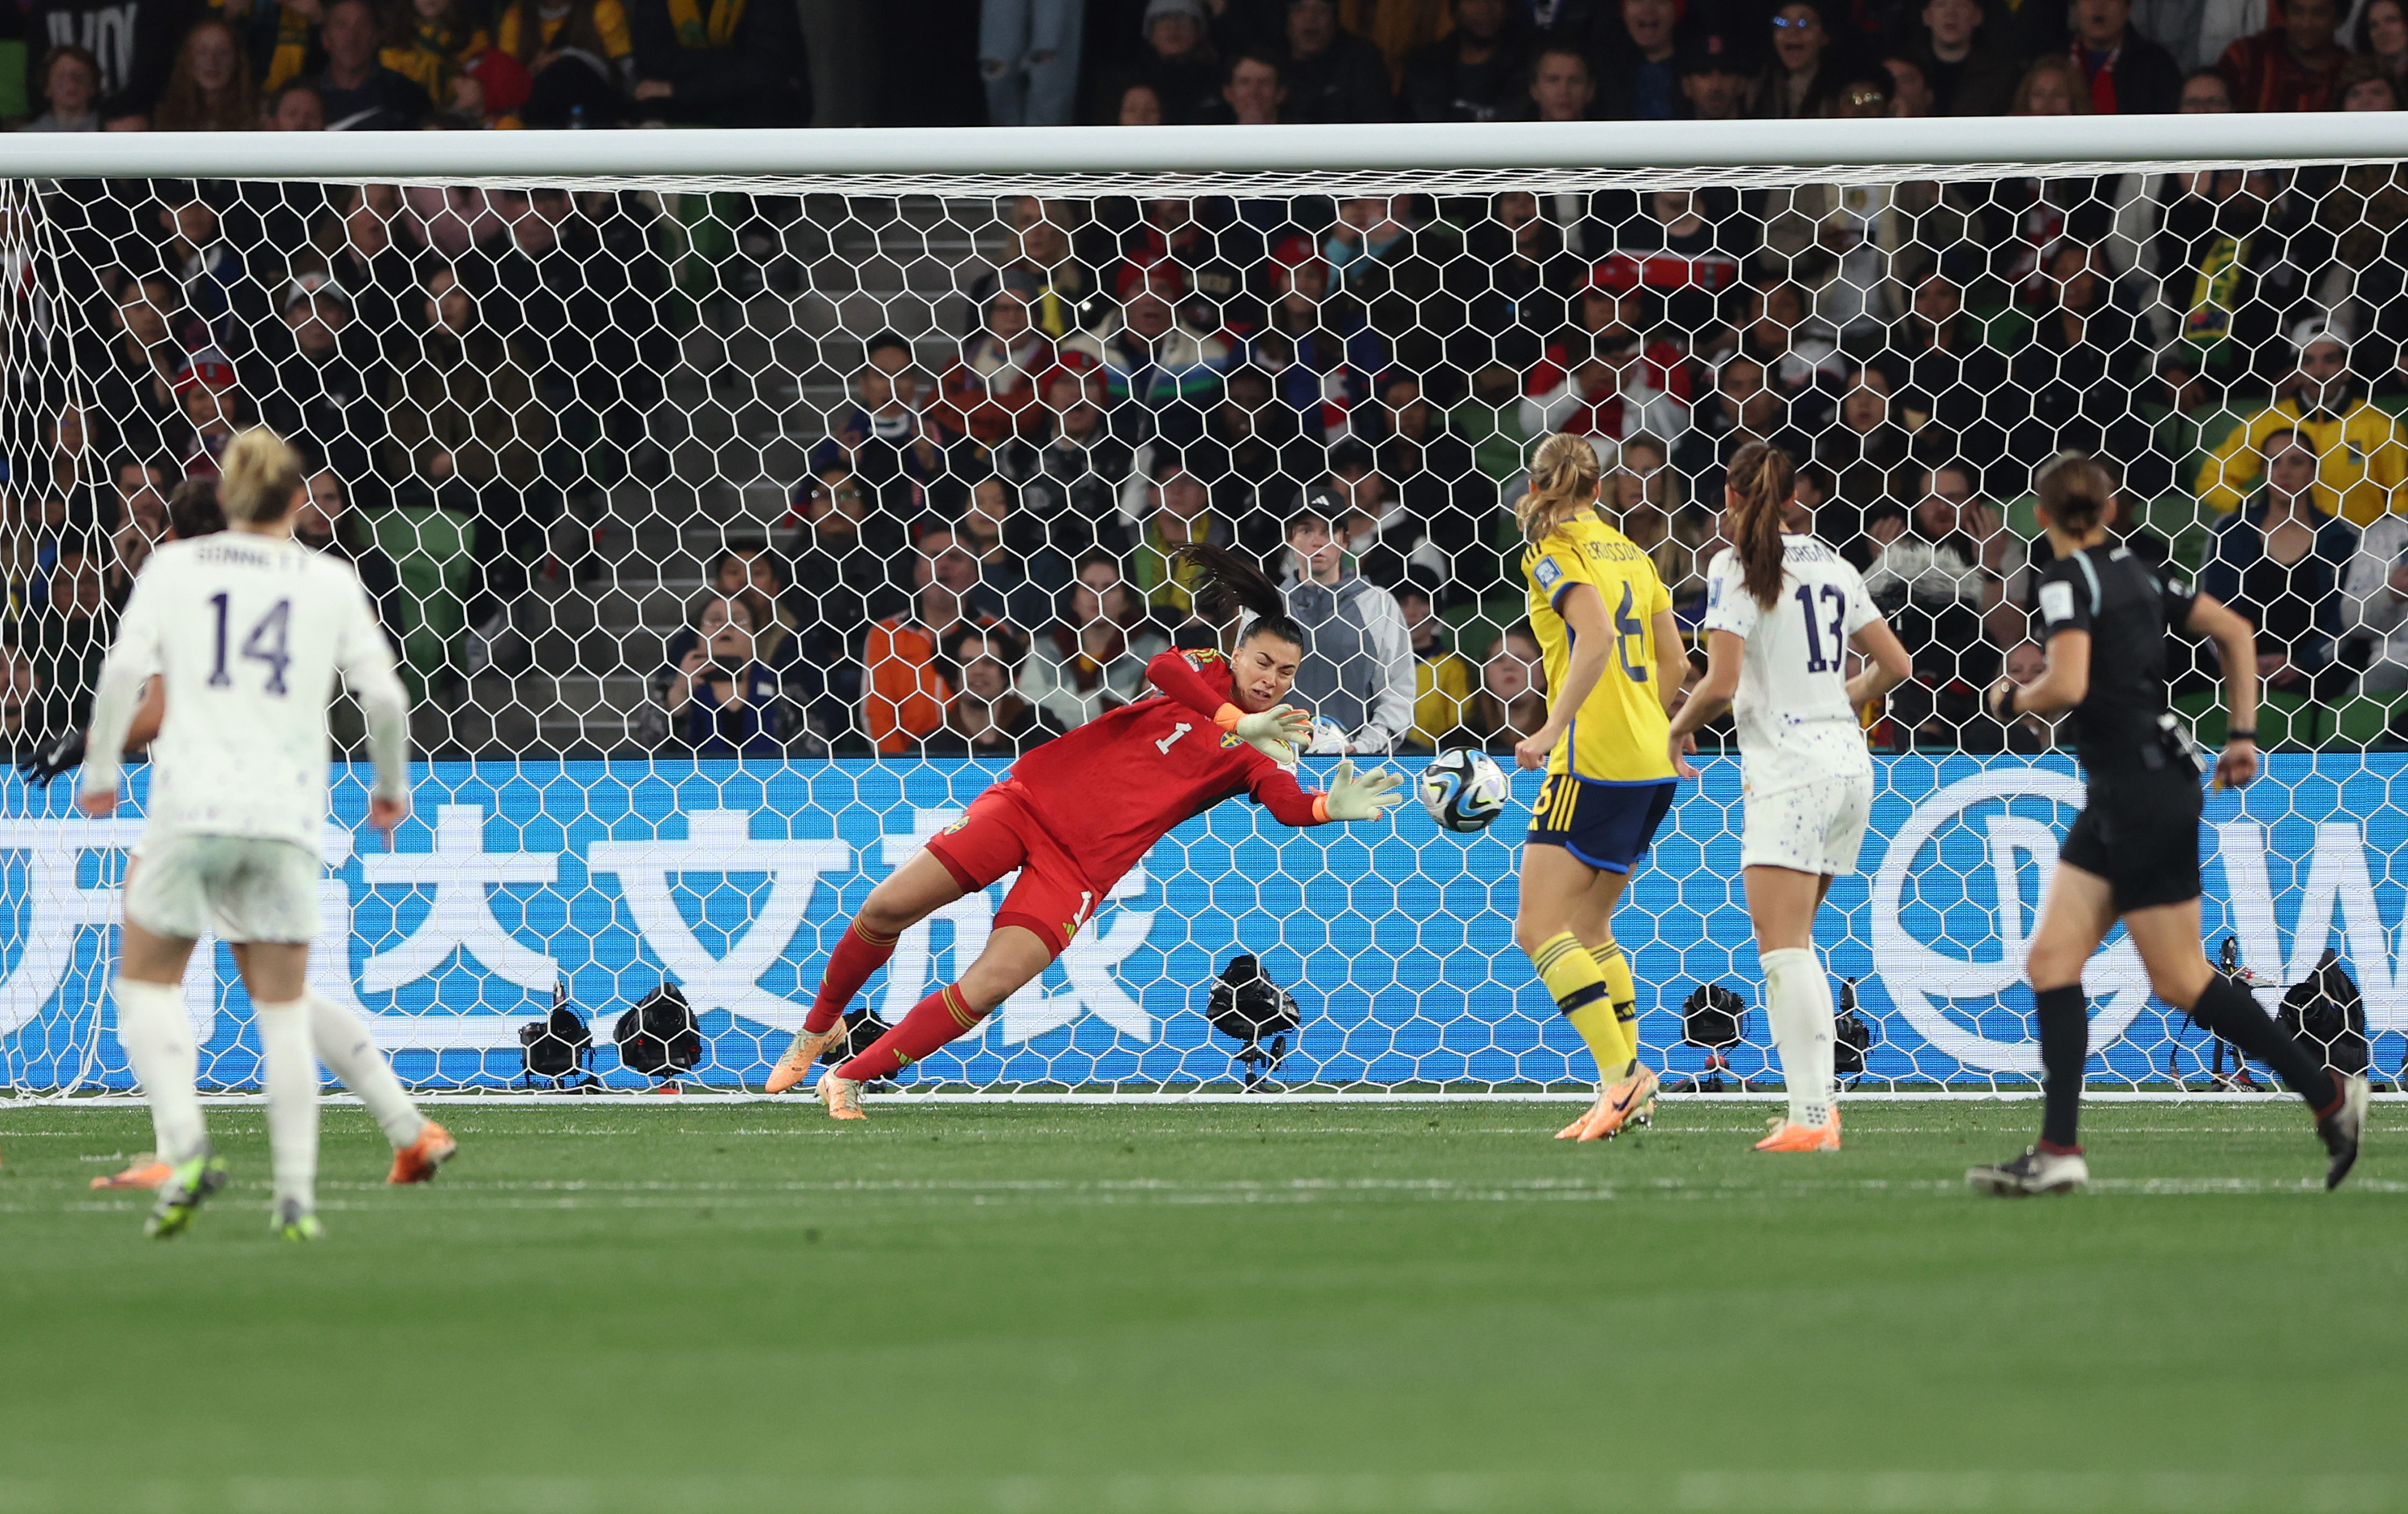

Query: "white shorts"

xmin=1740 ymin=771 xmax=1874 ymax=877
xmin=124 ymin=834 xmax=321 ymax=945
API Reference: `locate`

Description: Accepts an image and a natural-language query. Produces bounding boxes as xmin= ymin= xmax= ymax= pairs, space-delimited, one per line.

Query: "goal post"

xmin=1 ymin=120 xmax=2402 ymax=1098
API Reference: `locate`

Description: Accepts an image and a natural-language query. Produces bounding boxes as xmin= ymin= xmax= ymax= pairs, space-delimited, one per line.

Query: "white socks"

xmin=307 ymin=991 xmax=426 ymax=1149
xmin=115 ymin=976 xmax=206 ymax=1161
xmin=254 ymin=998 xmax=319 ymax=1210
xmin=1760 ymin=947 xmax=1836 ymax=1129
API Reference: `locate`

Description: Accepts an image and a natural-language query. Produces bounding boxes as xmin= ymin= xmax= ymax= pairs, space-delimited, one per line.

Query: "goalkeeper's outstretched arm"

xmin=1244 ymin=756 xmax=1405 ymax=826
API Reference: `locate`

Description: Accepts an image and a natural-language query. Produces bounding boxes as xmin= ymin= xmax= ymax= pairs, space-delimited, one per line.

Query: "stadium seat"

xmin=2328 ymin=693 xmax=2403 ymax=749
xmin=2174 ymin=689 xmax=2316 ymax=749
xmin=368 ymin=503 xmax=477 ymax=705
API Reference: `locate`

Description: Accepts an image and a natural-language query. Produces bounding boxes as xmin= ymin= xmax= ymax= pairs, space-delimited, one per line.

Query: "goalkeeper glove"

xmin=16 ymin=729 xmax=84 ymax=789
xmin=1320 ymin=759 xmax=1405 ymax=822
xmin=1215 ymin=702 xmax=1312 ymax=763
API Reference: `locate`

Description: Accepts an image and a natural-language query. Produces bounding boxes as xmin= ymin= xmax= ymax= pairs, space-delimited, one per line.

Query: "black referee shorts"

xmin=2058 ymin=767 xmax=2204 ymax=913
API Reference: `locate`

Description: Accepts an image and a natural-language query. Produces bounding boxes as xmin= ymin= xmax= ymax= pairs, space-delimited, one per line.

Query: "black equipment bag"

xmin=615 ymin=983 xmax=703 ymax=1077
xmin=519 ymin=982 xmax=592 ymax=1085
xmin=1680 ymin=982 xmax=1747 ymax=1050
xmin=1834 ymin=977 xmax=1872 ymax=1079
xmin=2277 ymin=949 xmax=2370 ymax=1076
xmin=1207 ymin=954 xmax=1300 ymax=1085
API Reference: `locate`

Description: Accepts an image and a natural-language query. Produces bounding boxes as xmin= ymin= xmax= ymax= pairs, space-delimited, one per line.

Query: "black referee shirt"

xmin=2034 ymin=543 xmax=2200 ymax=772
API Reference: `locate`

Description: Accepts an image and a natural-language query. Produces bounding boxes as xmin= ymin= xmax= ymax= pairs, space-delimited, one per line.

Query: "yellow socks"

xmin=1594 ymin=939 xmax=1642 ymax=1076
xmin=1531 ymin=931 xmax=1635 ymax=1079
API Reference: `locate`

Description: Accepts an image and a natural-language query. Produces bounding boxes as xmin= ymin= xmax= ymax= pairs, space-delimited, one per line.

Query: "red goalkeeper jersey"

xmin=1003 ymin=649 xmax=1329 ymax=885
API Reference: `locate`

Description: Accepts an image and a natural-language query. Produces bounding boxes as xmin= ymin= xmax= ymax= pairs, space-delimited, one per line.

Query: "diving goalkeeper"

xmin=766 ymin=544 xmax=1405 ymax=1117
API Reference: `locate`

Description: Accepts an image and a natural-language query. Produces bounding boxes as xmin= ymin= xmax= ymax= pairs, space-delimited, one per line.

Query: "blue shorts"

xmin=1526 ymin=774 xmax=1678 ymax=874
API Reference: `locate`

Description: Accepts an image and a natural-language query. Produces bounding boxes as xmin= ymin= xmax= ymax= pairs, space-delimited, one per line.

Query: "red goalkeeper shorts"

xmin=921 ymin=779 xmax=1107 ymax=958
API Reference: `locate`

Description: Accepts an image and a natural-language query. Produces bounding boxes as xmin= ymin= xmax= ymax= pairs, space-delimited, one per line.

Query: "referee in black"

xmin=1967 ymin=454 xmax=2369 ymax=1195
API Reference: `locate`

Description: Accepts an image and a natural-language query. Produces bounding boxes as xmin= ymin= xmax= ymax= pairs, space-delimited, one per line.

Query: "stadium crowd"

xmin=12 ymin=0 xmax=2408 ymax=761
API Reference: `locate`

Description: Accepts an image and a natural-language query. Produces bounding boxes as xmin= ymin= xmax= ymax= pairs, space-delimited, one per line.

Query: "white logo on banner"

xmin=878 ymin=808 xmax=1154 ymax=1045
xmin=1869 ymin=768 xmax=2149 ymax=1073
xmin=2215 ymin=820 xmax=2406 ymax=1029
xmin=585 ymin=809 xmax=850 ymax=1032
xmin=360 ymin=804 xmax=559 ymax=992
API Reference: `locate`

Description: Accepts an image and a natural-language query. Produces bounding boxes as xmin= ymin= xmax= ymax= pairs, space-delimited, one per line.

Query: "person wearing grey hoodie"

xmin=1275 ymin=497 xmax=1413 ymax=755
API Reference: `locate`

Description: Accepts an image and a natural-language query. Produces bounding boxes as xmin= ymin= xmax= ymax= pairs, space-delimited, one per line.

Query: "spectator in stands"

xmin=258 ymin=272 xmax=388 ymax=494
xmin=157 ymin=192 xmax=262 ymax=358
xmin=494 ymin=0 xmax=636 ymax=126
xmin=295 ymin=469 xmax=402 ymax=631
xmin=931 ymin=282 xmax=1056 ymax=446
xmin=1108 ymin=196 xmax=1266 ymax=340
xmin=1872 ymin=271 xmax=2009 ymax=491
xmin=1463 ymin=622 xmax=1547 ymax=754
xmin=2178 ymin=66 xmax=2232 ymax=109
xmin=1165 ymin=361 xmax=1320 ymax=555
xmin=313 ymin=0 xmax=434 ymax=128
xmin=1129 ymin=453 xmax=1229 ymax=614
xmin=785 ymin=465 xmax=903 ymax=735
xmin=1326 ymin=195 xmax=1466 ymax=379
xmin=1523 ymin=42 xmax=1596 ymax=123
xmin=1360 ymin=368 xmax=1493 ymax=600
xmin=2199 ymin=324 xmax=2408 ymax=527
xmin=2202 ymin=429 xmax=2363 ymax=699
xmin=1063 ymin=263 xmax=1230 ymax=423
xmin=966 ymin=198 xmax=1099 ymax=342
xmin=1753 ymin=1 xmax=1841 ymax=119
xmin=706 ymin=545 xmax=799 ymax=670
xmin=1523 ymin=271 xmax=1691 ymax=457
xmin=2345 ymin=507 xmax=2408 ymax=694
xmin=978 ymin=0 xmax=1081 ymax=128
xmin=1677 ymin=26 xmax=1752 ymax=120
xmin=1609 ymin=432 xmax=1709 ymax=612
xmin=314 ymin=185 xmax=419 ymax=366
xmin=1281 ymin=0 xmax=1393 ymax=123
xmin=1458 ymin=193 xmax=1576 ymax=374
xmin=25 ymin=0 xmax=181 ymax=126
xmin=1673 ymin=352 xmax=1800 ymax=504
xmin=957 ymin=474 xmax=1068 ymax=629
xmin=2151 ymin=165 xmax=2303 ymax=391
xmin=377 ymin=0 xmax=493 ymax=122
xmin=1882 ymin=51 xmax=1934 ymax=116
xmin=1863 ymin=462 xmax=2021 ymax=735
xmin=2217 ymin=0 xmax=2345 ymax=112
xmin=1112 ymin=77 xmax=1166 ymax=124
xmin=1401 ymin=0 xmax=1527 ymax=122
xmin=1021 ymin=553 xmax=1172 ymax=727
xmin=26 ymin=545 xmax=112 ymax=744
xmin=628 ymin=0 xmax=810 ymax=124
xmin=864 ymin=547 xmax=1003 ymax=754
xmin=1136 ymin=0 xmax=1222 ymax=122
xmin=1259 ymin=233 xmax=1385 ymax=437
xmin=925 ymin=629 xmax=1064 ymax=756
xmin=1728 ymin=279 xmax=1844 ymax=399
xmin=1592 ymin=0 xmax=1679 ymax=120
xmin=266 ymin=80 xmax=327 ymax=128
xmin=647 ymin=593 xmax=795 ymax=757
xmin=2067 ymin=0 xmax=2182 ymax=114
xmin=152 ymin=17 xmax=261 ymax=130
xmin=22 ymin=44 xmax=101 ymax=131
xmin=1901 ymin=0 xmax=2017 ymax=116
xmin=1014 ymin=356 xmax=1135 ymax=558
xmin=1394 ymin=576 xmax=1471 ymax=751
xmin=2358 ymin=0 xmax=2408 ymax=93
xmin=108 ymin=460 xmax=172 ymax=590
xmin=174 ymin=349 xmax=243 ymax=479
xmin=1214 ymin=48 xmax=1287 ymax=123
xmin=1759 ymin=170 xmax=1964 ymax=343
xmin=1603 ymin=188 xmax=1751 ymax=342
xmin=2339 ymin=54 xmax=2403 ymax=112
xmin=2005 ymin=241 xmax=2155 ymax=476
xmin=814 ymin=331 xmax=943 ymax=522
xmin=93 ymin=275 xmax=186 ymax=466
xmin=1282 ymin=501 xmax=1413 ymax=755
xmin=1812 ymin=366 xmax=1914 ymax=557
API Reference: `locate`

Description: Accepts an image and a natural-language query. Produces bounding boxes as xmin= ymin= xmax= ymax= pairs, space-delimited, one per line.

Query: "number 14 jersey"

xmin=1701 ymin=535 xmax=1877 ymax=797
xmin=104 ymin=534 xmax=403 ymax=850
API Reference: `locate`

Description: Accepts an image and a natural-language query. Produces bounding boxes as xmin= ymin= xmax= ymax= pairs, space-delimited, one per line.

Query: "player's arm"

xmin=1515 ymin=581 xmax=1610 ymax=772
xmin=1247 ymin=755 xmax=1403 ymax=826
xmin=1993 ymin=567 xmax=2091 ymax=722
xmin=1142 ymin=649 xmax=1308 ymax=759
xmin=1650 ymin=607 xmax=1683 ymax=714
xmin=2186 ymin=590 xmax=2260 ymax=789
xmin=76 ymin=600 xmax=162 ymax=818
xmin=335 ymin=579 xmax=415 ymax=838
xmin=1665 ymin=629 xmax=1743 ymax=778
xmin=1842 ymin=620 xmax=1914 ymax=706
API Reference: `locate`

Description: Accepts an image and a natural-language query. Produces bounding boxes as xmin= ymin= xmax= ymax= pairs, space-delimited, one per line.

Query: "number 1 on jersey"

xmin=207 ymin=593 xmax=295 ymax=696
xmin=1155 ymin=722 xmax=1193 ymax=755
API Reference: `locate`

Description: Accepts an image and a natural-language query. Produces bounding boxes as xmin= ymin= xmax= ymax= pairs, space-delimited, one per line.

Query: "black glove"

xmin=16 ymin=729 xmax=86 ymax=789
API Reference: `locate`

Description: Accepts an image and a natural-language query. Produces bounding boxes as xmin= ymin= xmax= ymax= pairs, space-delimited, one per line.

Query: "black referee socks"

xmin=2186 ymin=975 xmax=2341 ymax=1111
xmin=2035 ymin=985 xmax=2088 ymax=1151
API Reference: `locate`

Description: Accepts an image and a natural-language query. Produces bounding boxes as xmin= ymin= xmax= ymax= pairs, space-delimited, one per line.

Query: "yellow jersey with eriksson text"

xmin=1522 ymin=512 xmax=1676 ymax=782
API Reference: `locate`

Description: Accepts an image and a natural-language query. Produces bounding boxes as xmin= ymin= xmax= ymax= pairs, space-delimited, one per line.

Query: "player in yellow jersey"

xmin=1508 ymin=433 xmax=1688 ymax=1143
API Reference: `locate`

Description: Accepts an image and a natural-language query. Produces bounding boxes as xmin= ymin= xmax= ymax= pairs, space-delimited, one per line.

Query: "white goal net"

xmin=2 ymin=122 xmax=2403 ymax=1097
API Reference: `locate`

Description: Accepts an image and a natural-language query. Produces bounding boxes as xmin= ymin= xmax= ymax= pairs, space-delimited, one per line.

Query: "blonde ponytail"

xmin=219 ymin=427 xmax=303 ymax=527
xmin=1512 ymin=431 xmax=1603 ymax=543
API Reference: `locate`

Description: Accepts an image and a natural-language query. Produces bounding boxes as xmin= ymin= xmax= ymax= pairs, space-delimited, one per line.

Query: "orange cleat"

xmin=1754 ymin=1109 xmax=1841 ymax=1152
xmin=388 ymin=1120 xmax=458 ymax=1184
xmin=1554 ymin=1101 xmax=1598 ymax=1139
xmin=92 ymin=1156 xmax=171 ymax=1190
xmin=817 ymin=1068 xmax=866 ymax=1121
xmin=1575 ymin=1066 xmax=1659 ymax=1142
xmin=765 ymin=1023 xmax=848 ymax=1094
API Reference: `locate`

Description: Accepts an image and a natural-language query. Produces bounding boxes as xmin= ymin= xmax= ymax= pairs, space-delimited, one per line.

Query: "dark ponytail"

xmin=1171 ymin=542 xmax=1308 ymax=650
xmin=2036 ymin=450 xmax=2113 ymax=536
xmin=1727 ymin=441 xmax=1796 ymax=609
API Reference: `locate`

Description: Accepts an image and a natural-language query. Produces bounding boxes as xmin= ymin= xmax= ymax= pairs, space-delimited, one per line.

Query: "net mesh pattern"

xmin=0 ymin=158 xmax=2399 ymax=1096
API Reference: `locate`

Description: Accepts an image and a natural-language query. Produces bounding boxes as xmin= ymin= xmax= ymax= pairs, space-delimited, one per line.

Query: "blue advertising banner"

xmin=4 ymin=755 xmax=2403 ymax=1090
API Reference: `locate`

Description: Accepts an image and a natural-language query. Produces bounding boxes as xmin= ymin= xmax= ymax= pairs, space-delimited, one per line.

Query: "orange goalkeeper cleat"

xmin=92 ymin=1156 xmax=171 ymax=1190
xmin=388 ymin=1120 xmax=458 ymax=1184
xmin=765 ymin=1023 xmax=848 ymax=1094
xmin=1754 ymin=1109 xmax=1842 ymax=1152
xmin=1575 ymin=1066 xmax=1659 ymax=1142
xmin=818 ymin=1068 xmax=866 ymax=1121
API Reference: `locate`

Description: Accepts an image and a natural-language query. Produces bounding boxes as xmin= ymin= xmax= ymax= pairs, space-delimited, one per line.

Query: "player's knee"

xmin=2024 ymin=941 xmax=2085 ymax=991
xmin=856 ymin=882 xmax=916 ymax=936
xmin=2149 ymin=961 xmax=2209 ymax=1010
xmin=1511 ymin=914 xmax=1559 ymax=958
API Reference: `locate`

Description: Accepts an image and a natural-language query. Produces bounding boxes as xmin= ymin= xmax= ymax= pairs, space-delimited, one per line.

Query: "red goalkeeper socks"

xmin=806 ymin=920 xmax=901 ymax=1034
xmin=836 ymin=983 xmax=984 ymax=1082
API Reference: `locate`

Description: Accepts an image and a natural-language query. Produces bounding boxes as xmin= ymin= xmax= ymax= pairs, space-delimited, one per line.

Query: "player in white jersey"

xmin=1666 ymin=443 xmax=1912 ymax=1152
xmin=77 ymin=430 xmax=413 ymax=1240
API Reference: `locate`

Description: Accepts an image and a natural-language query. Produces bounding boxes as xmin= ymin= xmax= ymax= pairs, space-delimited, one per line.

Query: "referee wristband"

xmin=2226 ymin=727 xmax=2257 ymax=743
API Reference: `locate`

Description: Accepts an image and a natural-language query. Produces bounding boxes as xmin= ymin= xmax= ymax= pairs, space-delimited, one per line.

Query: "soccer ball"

xmin=1418 ymin=749 xmax=1510 ymax=833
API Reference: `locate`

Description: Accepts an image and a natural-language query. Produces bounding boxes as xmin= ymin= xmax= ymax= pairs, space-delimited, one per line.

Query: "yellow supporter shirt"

xmin=496 ymin=0 xmax=635 ymax=62
xmin=1522 ymin=512 xmax=1675 ymax=782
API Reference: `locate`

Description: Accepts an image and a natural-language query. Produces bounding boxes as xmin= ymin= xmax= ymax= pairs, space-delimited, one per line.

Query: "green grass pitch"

xmin=0 ymin=1099 xmax=2400 ymax=1514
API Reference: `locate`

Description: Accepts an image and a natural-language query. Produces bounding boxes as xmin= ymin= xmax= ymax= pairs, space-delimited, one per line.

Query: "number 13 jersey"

xmin=106 ymin=534 xmax=405 ymax=849
xmin=1701 ymin=535 xmax=1877 ymax=796
xmin=1523 ymin=514 xmax=1676 ymax=782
